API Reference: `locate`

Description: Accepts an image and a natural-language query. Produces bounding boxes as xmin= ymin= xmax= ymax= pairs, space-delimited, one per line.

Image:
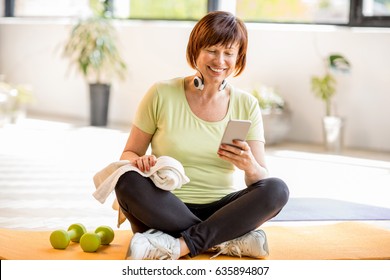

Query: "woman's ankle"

xmin=179 ymin=237 xmax=190 ymax=257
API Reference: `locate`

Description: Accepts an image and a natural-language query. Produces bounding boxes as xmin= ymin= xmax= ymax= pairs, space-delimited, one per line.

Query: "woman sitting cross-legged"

xmin=115 ymin=11 xmax=289 ymax=260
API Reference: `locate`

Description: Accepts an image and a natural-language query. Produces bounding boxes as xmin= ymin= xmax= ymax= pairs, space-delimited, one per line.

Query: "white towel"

xmin=93 ymin=156 xmax=189 ymax=203
xmin=92 ymin=156 xmax=190 ymax=227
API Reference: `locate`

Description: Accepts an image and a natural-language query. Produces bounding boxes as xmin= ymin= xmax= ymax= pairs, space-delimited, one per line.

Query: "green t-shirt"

xmin=134 ymin=77 xmax=264 ymax=204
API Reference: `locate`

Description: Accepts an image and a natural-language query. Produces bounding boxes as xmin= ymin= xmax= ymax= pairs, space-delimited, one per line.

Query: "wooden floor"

xmin=0 ymin=116 xmax=389 ymax=232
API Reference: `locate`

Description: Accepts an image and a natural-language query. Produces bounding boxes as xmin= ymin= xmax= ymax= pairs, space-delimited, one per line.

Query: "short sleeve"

xmin=133 ymin=83 xmax=159 ymax=135
xmin=231 ymin=88 xmax=265 ymax=143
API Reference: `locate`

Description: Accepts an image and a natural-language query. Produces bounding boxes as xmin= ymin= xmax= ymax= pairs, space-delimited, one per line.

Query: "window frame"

xmin=350 ymin=0 xmax=390 ymax=27
xmin=3 ymin=0 xmax=390 ymax=27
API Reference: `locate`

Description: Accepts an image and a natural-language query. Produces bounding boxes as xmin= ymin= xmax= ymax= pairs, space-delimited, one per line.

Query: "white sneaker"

xmin=128 ymin=229 xmax=180 ymax=260
xmin=211 ymin=229 xmax=269 ymax=259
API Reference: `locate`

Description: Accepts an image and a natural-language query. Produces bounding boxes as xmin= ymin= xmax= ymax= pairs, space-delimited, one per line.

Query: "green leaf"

xmin=63 ymin=16 xmax=127 ymax=84
xmin=328 ymin=54 xmax=351 ymax=73
xmin=311 ymin=73 xmax=336 ymax=102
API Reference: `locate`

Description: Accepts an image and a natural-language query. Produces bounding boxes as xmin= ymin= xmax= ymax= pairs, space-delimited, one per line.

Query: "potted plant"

xmin=252 ymin=86 xmax=291 ymax=145
xmin=311 ymin=54 xmax=351 ymax=152
xmin=63 ymin=7 xmax=127 ymax=126
xmin=0 ymin=79 xmax=34 ymax=125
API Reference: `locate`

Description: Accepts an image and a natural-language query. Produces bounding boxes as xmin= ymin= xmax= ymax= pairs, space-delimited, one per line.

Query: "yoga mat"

xmin=1 ymin=222 xmax=389 ymax=260
xmin=272 ymin=198 xmax=390 ymax=221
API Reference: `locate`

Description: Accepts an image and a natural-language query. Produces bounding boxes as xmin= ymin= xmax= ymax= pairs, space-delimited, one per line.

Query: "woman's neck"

xmin=184 ymin=76 xmax=231 ymax=122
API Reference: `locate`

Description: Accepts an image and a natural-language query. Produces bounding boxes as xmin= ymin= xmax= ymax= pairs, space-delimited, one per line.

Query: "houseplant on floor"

xmin=0 ymin=78 xmax=35 ymax=125
xmin=64 ymin=3 xmax=127 ymax=126
xmin=252 ymin=86 xmax=291 ymax=145
xmin=311 ymin=53 xmax=351 ymax=153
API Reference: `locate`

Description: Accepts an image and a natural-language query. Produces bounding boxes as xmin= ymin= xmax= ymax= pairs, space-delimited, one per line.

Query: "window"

xmin=363 ymin=0 xmax=390 ymax=16
xmin=233 ymin=0 xmax=390 ymax=27
xmin=10 ymin=0 xmax=91 ymax=17
xmin=236 ymin=0 xmax=350 ymax=25
xmin=234 ymin=0 xmax=390 ymax=26
xmin=3 ymin=0 xmax=390 ymax=27
xmin=351 ymin=0 xmax=390 ymax=26
xmin=128 ymin=0 xmax=207 ymax=20
xmin=5 ymin=0 xmax=208 ymax=20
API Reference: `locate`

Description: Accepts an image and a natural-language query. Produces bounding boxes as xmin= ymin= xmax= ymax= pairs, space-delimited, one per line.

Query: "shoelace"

xmin=144 ymin=233 xmax=175 ymax=260
xmin=210 ymin=242 xmax=243 ymax=259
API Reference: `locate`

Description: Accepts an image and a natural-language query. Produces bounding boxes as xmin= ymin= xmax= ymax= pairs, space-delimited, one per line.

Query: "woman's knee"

xmin=255 ymin=177 xmax=290 ymax=207
xmin=115 ymin=171 xmax=144 ymax=198
xmin=268 ymin=177 xmax=289 ymax=203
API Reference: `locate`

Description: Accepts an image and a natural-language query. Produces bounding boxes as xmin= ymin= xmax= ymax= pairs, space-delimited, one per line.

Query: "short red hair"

xmin=186 ymin=11 xmax=248 ymax=77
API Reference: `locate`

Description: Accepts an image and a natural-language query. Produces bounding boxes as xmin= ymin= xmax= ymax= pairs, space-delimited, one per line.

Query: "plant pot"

xmin=322 ymin=116 xmax=344 ymax=153
xmin=9 ymin=105 xmax=27 ymax=123
xmin=89 ymin=83 xmax=110 ymax=126
xmin=0 ymin=93 xmax=7 ymax=127
xmin=262 ymin=110 xmax=291 ymax=145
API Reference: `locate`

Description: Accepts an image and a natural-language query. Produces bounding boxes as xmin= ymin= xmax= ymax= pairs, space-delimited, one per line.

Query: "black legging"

xmin=115 ymin=171 xmax=289 ymax=257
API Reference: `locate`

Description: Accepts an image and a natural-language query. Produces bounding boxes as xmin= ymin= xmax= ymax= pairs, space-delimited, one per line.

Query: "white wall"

xmin=1 ymin=18 xmax=390 ymax=152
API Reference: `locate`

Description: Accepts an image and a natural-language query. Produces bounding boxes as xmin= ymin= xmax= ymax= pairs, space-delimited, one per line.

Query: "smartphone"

xmin=220 ymin=120 xmax=252 ymax=148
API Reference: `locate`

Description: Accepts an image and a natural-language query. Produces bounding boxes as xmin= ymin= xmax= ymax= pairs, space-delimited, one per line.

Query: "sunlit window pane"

xmin=129 ymin=0 xmax=207 ymax=20
xmin=363 ymin=0 xmax=390 ymax=16
xmin=11 ymin=0 xmax=207 ymax=20
xmin=236 ymin=0 xmax=350 ymax=24
xmin=14 ymin=0 xmax=91 ymax=17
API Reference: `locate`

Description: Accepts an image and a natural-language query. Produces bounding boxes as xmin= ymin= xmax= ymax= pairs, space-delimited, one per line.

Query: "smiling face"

xmin=186 ymin=11 xmax=248 ymax=78
xmin=196 ymin=43 xmax=239 ymax=85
